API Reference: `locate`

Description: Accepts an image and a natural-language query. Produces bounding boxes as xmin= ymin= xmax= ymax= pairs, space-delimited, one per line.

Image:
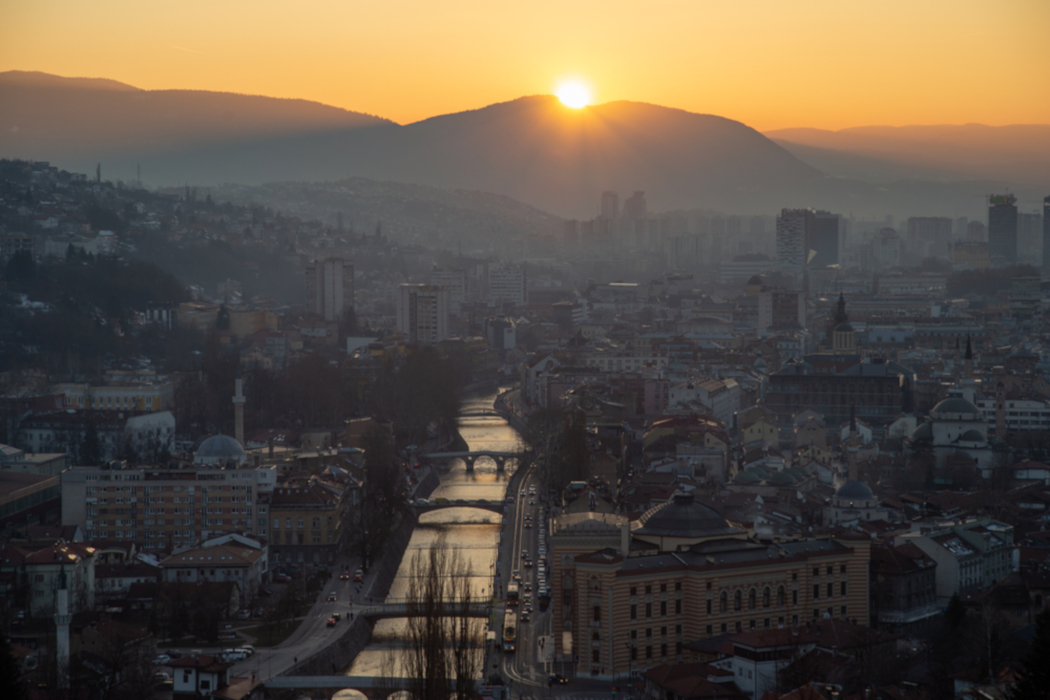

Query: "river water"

xmin=346 ymin=391 xmax=521 ymax=677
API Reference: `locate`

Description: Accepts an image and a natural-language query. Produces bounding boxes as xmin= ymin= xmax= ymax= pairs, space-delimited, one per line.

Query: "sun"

xmin=555 ymin=79 xmax=592 ymax=109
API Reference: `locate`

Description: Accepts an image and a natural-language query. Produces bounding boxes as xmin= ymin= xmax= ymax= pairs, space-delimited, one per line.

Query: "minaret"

xmin=964 ymin=335 xmax=974 ymax=381
xmin=233 ymin=365 xmax=246 ymax=446
xmin=55 ymin=563 xmax=71 ymax=689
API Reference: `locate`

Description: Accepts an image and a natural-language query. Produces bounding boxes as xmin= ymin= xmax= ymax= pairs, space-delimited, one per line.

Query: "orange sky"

xmin=2 ymin=0 xmax=1048 ymax=130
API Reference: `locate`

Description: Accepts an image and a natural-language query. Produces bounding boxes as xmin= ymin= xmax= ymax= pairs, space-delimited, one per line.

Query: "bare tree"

xmin=404 ymin=535 xmax=484 ymax=700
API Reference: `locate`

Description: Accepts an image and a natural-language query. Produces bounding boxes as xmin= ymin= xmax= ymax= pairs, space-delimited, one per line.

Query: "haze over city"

xmin=3 ymin=3 xmax=1050 ymax=700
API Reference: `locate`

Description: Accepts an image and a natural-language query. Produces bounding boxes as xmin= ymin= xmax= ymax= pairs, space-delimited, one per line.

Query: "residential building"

xmin=811 ymin=210 xmax=841 ymax=267
xmin=60 ymin=459 xmax=277 ymax=551
xmin=396 ymin=284 xmax=450 ymax=345
xmin=487 ymin=264 xmax=527 ymax=306
xmin=430 ymin=267 xmax=468 ymax=313
xmin=987 ymin=194 xmax=1018 ymax=266
xmin=869 ymin=542 xmax=939 ymax=633
xmin=775 ymin=209 xmax=815 ymax=270
xmin=51 ymin=371 xmax=176 ymax=412
xmin=757 ymin=289 xmax=806 ymax=334
xmin=906 ymin=216 xmax=953 ymax=259
xmin=269 ymin=479 xmax=343 ymax=569
xmin=0 ymin=471 xmax=61 ymax=529
xmin=25 ymin=541 xmax=97 ymax=616
xmin=160 ymin=534 xmax=267 ymax=599
xmin=305 ymin=257 xmax=354 ymax=321
xmin=895 ymin=517 xmax=1013 ymax=604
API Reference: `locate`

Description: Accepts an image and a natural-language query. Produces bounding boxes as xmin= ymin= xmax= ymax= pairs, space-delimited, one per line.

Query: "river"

xmin=345 ymin=391 xmax=521 ymax=677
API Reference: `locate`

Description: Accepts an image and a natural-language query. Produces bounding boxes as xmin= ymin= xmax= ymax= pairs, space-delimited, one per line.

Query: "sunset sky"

xmin=2 ymin=0 xmax=1048 ymax=131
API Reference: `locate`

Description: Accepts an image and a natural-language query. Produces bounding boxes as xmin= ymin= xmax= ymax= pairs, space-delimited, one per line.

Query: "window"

xmin=646 ymin=602 xmax=652 ymax=618
xmin=675 ymin=624 xmax=682 ymax=635
xmin=721 ymin=623 xmax=727 ymax=633
xmin=630 ymin=647 xmax=637 ymax=660
xmin=707 ymin=599 xmax=713 ymax=615
xmin=792 ymin=590 xmax=798 ymax=605
xmin=735 ymin=622 xmax=742 ymax=632
xmin=675 ymin=599 xmax=682 ymax=615
xmin=750 ymin=620 xmax=756 ymax=630
xmin=675 ymin=582 xmax=682 ymax=591
xmin=777 ymin=585 xmax=785 ymax=607
xmin=828 ymin=607 xmax=834 ymax=618
xmin=630 ymin=604 xmax=637 ymax=620
xmin=630 ymin=587 xmax=637 ymax=596
xmin=661 ymin=643 xmax=667 ymax=657
xmin=660 ymin=583 xmax=667 ymax=593
xmin=827 ymin=566 xmax=833 ymax=575
xmin=720 ymin=592 xmax=728 ymax=613
xmin=676 ymin=641 xmax=682 ymax=655
xmin=312 ymin=517 xmax=320 ymax=529
xmin=734 ymin=590 xmax=742 ymax=611
xmin=827 ymin=583 xmax=834 ymax=598
xmin=841 ymin=581 xmax=847 ymax=596
xmin=792 ymin=573 xmax=798 ymax=581
xmin=813 ymin=609 xmax=820 ymax=619
xmin=841 ymin=565 xmax=847 ymax=574
xmin=645 ymin=628 xmax=652 ymax=638
xmin=593 ymin=606 xmax=601 ymax=622
xmin=645 ymin=585 xmax=652 ymax=594
xmin=660 ymin=601 xmax=667 ymax=617
xmin=592 ymin=650 xmax=600 ymax=663
xmin=813 ymin=584 xmax=820 ymax=600
xmin=813 ymin=568 xmax=819 ymax=577
xmin=749 ymin=589 xmax=756 ymax=610
xmin=646 ymin=646 xmax=652 ymax=659
xmin=764 ymin=618 xmax=771 ymax=628
xmin=707 ymin=624 xmax=713 ymax=635
xmin=792 ymin=615 xmax=799 ymax=625
xmin=763 ymin=587 xmax=771 ymax=608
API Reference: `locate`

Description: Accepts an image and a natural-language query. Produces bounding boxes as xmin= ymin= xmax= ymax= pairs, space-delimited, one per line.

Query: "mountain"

xmin=766 ymin=124 xmax=1050 ymax=188
xmin=2 ymin=71 xmax=1047 ymax=219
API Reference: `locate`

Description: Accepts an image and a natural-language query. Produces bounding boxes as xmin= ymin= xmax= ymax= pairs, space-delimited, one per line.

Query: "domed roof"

xmin=835 ymin=322 xmax=855 ymax=332
xmin=930 ymin=397 xmax=982 ymax=420
xmin=958 ymin=429 xmax=985 ymax=442
xmin=196 ymin=434 xmax=246 ymax=460
xmin=909 ymin=421 xmax=933 ymax=441
xmin=746 ymin=275 xmax=763 ymax=286
xmin=836 ymin=480 xmax=874 ymax=501
xmin=635 ymin=494 xmax=742 ymax=539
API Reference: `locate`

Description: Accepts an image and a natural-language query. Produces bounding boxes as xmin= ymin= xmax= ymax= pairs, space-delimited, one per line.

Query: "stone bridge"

xmin=426 ymin=450 xmax=519 ymax=473
xmin=356 ymin=598 xmax=492 ymax=620
xmin=413 ymin=499 xmax=506 ymax=515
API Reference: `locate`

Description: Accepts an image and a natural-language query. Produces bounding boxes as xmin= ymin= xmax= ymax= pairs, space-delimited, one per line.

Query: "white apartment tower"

xmin=487 ymin=264 xmax=528 ymax=306
xmin=397 ymin=284 xmax=450 ymax=345
xmin=429 ymin=267 xmax=468 ymax=314
xmin=776 ymin=208 xmax=815 ymax=270
xmin=305 ymin=258 xmax=354 ymax=321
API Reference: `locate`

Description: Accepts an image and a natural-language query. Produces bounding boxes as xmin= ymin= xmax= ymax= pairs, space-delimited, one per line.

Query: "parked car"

xmin=273 ymin=573 xmax=291 ymax=583
xmin=152 ymin=655 xmax=171 ymax=666
xmin=153 ymin=672 xmax=171 ymax=684
xmin=237 ymin=645 xmax=255 ymax=657
xmin=236 ymin=609 xmax=252 ymax=620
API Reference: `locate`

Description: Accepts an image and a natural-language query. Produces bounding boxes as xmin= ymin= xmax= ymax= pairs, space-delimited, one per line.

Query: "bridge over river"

xmin=426 ymin=450 xmax=519 ymax=473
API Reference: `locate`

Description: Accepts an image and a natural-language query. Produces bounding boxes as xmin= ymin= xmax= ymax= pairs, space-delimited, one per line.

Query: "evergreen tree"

xmin=1008 ymin=607 xmax=1050 ymax=700
xmin=80 ymin=420 xmax=103 ymax=466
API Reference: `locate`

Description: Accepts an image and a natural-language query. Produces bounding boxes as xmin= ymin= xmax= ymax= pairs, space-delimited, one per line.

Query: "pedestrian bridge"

xmin=412 ymin=499 xmax=505 ymax=515
xmin=357 ymin=598 xmax=492 ymax=620
xmin=426 ymin=450 xmax=519 ymax=472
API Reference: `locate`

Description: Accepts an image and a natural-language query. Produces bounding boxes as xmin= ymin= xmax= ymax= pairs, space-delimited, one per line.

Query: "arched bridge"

xmin=357 ymin=598 xmax=492 ymax=620
xmin=413 ymin=499 xmax=505 ymax=515
xmin=426 ymin=450 xmax=519 ymax=473
xmin=458 ymin=408 xmax=503 ymax=418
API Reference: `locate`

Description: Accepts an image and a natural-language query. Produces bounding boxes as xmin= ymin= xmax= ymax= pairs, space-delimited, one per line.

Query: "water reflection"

xmin=346 ymin=392 xmax=519 ymax=678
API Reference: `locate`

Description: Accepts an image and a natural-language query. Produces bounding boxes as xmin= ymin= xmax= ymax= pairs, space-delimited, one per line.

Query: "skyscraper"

xmin=812 ymin=210 xmax=841 ymax=267
xmin=397 ymin=284 xmax=450 ymax=345
xmin=305 ymin=257 xmax=354 ymax=321
xmin=776 ymin=208 xmax=815 ymax=269
xmin=987 ymin=194 xmax=1018 ymax=266
xmin=600 ymin=191 xmax=619 ymax=220
xmin=1042 ymin=196 xmax=1050 ymax=269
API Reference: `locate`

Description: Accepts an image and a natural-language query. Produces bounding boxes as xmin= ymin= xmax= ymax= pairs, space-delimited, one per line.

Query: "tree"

xmin=1008 ymin=607 xmax=1050 ymax=699
xmin=403 ymin=535 xmax=483 ymax=700
xmin=0 ymin=633 xmax=28 ymax=700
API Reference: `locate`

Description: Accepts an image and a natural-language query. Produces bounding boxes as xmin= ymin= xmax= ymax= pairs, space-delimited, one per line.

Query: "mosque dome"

xmin=929 ymin=397 xmax=983 ymax=421
xmin=835 ymin=322 xmax=855 ymax=333
xmin=195 ymin=434 xmax=246 ymax=462
xmin=835 ymin=480 xmax=874 ymax=501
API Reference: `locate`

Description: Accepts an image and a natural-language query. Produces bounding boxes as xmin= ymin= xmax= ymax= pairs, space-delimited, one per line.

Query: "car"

xmin=524 ymin=583 xmax=532 ymax=593
xmin=273 ymin=574 xmax=291 ymax=583
xmin=152 ymin=655 xmax=171 ymax=666
xmin=524 ymin=521 xmax=532 ymax=529
xmin=520 ymin=490 xmax=526 ymax=497
xmin=238 ymin=645 xmax=255 ymax=656
xmin=512 ymin=570 xmax=522 ymax=584
xmin=326 ymin=617 xmax=337 ymax=627
xmin=505 ymin=496 xmax=515 ymax=504
xmin=521 ymin=550 xmax=529 ymax=559
xmin=520 ymin=610 xmax=530 ymax=622
xmin=523 ymin=593 xmax=532 ymax=604
xmin=353 ymin=569 xmax=364 ymax=582
xmin=236 ymin=609 xmax=252 ymax=619
xmin=548 ymin=673 xmax=569 ymax=685
xmin=340 ymin=571 xmax=350 ymax=580
xmin=529 ymin=499 xmax=536 ymax=506
xmin=524 ymin=559 xmax=533 ymax=568
xmin=327 ymin=592 xmax=338 ymax=602
xmin=222 ymin=649 xmax=247 ymax=662
xmin=415 ymin=498 xmax=430 ymax=505
xmin=332 ymin=612 xmax=341 ymax=621
xmin=153 ymin=672 xmax=171 ymax=684
xmin=524 ymin=603 xmax=533 ymax=613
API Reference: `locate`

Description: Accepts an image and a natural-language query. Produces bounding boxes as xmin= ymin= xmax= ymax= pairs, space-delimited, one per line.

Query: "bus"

xmin=507 ymin=582 xmax=519 ymax=606
xmin=502 ymin=611 xmax=517 ymax=652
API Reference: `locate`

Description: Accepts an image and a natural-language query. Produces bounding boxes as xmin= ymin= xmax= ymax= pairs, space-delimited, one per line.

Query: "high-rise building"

xmin=1018 ymin=211 xmax=1042 ymax=264
xmin=487 ymin=264 xmax=527 ymax=306
xmin=776 ymin=208 xmax=815 ymax=269
xmin=906 ymin=216 xmax=953 ymax=259
xmin=622 ymin=191 xmax=647 ymax=220
xmin=757 ymin=288 xmax=806 ymax=334
xmin=1043 ymin=196 xmax=1050 ymax=269
xmin=397 ymin=284 xmax=450 ymax=345
xmin=305 ymin=258 xmax=354 ymax=321
xmin=987 ymin=194 xmax=1018 ymax=266
xmin=430 ymin=267 xmax=468 ymax=314
xmin=812 ymin=211 xmax=841 ymax=267
xmin=600 ymin=191 xmax=619 ymax=220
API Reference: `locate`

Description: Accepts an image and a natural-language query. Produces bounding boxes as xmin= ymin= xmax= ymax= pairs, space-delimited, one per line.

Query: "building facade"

xmin=988 ymin=194 xmax=1018 ymax=266
xmin=396 ymin=284 xmax=450 ymax=345
xmin=306 ymin=257 xmax=355 ymax=321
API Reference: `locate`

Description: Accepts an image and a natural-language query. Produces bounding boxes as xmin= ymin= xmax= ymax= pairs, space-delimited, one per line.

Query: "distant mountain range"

xmin=2 ymin=71 xmax=1047 ymax=219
